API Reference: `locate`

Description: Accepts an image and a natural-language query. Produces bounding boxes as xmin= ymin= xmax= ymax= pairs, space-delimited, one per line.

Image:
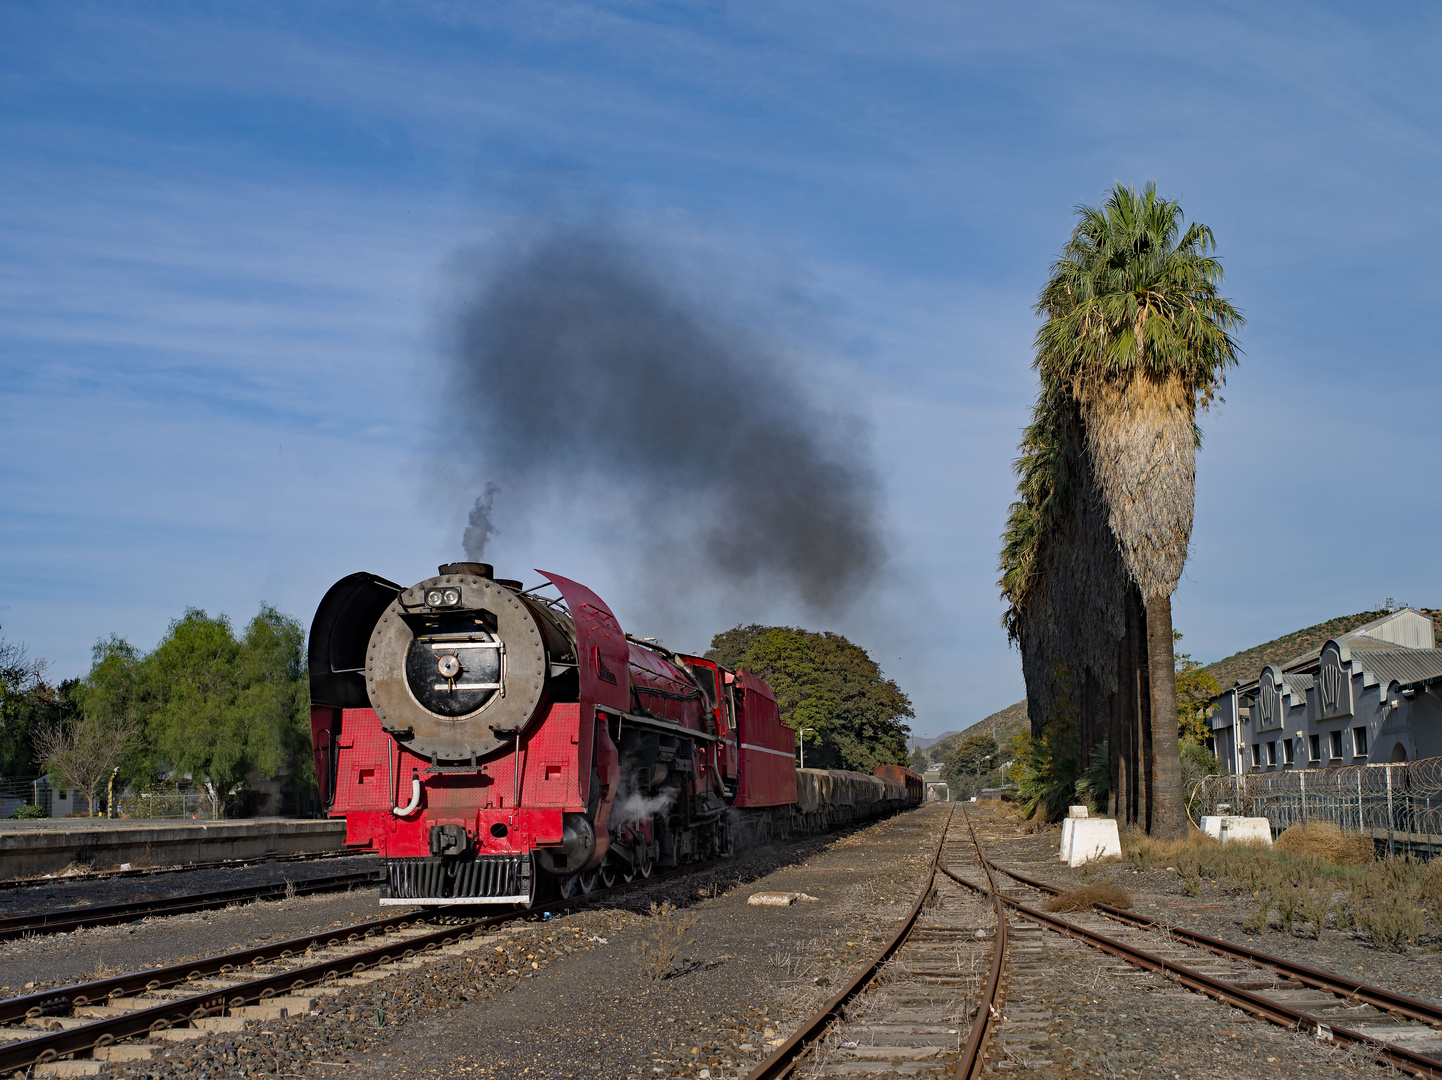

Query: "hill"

xmin=923 ymin=700 xmax=1029 ymax=763
xmin=1202 ymin=609 xmax=1440 ymax=689
xmin=908 ymin=731 xmax=961 ymax=752
xmin=922 ymin=607 xmax=1439 ymax=764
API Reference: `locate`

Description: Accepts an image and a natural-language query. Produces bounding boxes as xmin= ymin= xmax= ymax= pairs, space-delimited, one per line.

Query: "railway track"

xmin=0 ymin=848 xmax=369 ymax=894
xmin=0 ymin=851 xmax=733 ymax=1075
xmin=746 ymin=805 xmax=1442 ymax=1080
xmin=0 ymin=870 xmax=382 ymax=942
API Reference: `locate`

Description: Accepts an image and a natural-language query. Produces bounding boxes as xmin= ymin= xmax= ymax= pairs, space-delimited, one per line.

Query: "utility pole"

xmin=799 ymin=728 xmax=815 ymax=769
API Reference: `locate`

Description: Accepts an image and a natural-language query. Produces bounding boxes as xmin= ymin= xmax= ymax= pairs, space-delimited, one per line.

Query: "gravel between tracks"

xmin=965 ymin=803 xmax=1431 ymax=1079
xmin=98 ymin=807 xmax=947 ymax=1080
xmin=19 ymin=804 xmax=1431 ymax=1079
xmin=975 ymin=807 xmax=1442 ymax=1008
xmin=0 ymin=886 xmax=385 ymax=995
xmin=0 ymin=854 xmax=375 ymax=918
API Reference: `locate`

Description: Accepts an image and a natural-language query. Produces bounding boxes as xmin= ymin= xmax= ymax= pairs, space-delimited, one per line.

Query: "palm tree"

xmin=1034 ymin=182 xmax=1243 ymax=836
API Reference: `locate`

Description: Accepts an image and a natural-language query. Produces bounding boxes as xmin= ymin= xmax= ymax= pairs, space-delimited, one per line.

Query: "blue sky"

xmin=2 ymin=2 xmax=1439 ymax=737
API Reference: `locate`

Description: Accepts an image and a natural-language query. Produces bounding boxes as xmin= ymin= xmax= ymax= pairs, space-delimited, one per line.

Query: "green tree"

xmin=1013 ymin=182 xmax=1243 ymax=837
xmin=707 ymin=625 xmax=912 ymax=773
xmin=941 ymin=733 xmax=1000 ymax=800
xmin=1173 ymin=633 xmax=1220 ymax=744
xmin=908 ymin=748 xmax=929 ymax=772
xmin=144 ymin=604 xmax=309 ymax=817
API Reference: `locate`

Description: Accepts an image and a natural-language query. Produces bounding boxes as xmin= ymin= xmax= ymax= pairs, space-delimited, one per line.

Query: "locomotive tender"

xmin=309 ymin=562 xmax=919 ymax=905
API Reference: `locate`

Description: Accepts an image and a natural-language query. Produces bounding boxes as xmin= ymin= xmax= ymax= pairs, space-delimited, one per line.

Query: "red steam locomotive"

xmin=309 ymin=562 xmax=919 ymax=905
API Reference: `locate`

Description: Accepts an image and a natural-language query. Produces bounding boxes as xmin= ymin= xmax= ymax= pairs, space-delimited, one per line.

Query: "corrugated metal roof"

xmin=1282 ymin=673 xmax=1313 ymax=691
xmin=1352 ymin=648 xmax=1442 ymax=688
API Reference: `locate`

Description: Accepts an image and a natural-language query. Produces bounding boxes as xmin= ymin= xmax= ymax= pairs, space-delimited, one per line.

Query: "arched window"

xmin=1390 ymin=742 xmax=1407 ymax=763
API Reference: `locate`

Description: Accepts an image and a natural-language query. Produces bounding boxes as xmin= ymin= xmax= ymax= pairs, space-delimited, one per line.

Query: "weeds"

xmin=1298 ymin=882 xmax=1333 ymax=940
xmin=1044 ymin=884 xmax=1132 ymax=913
xmin=1243 ymin=891 xmax=1272 ymax=934
xmin=1120 ymin=820 xmax=1440 ymax=950
xmin=630 ymin=901 xmax=701 ymax=980
xmin=1356 ymin=894 xmax=1422 ymax=951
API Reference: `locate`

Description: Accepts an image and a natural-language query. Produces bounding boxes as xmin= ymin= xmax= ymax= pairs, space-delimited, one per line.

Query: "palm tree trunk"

xmin=1145 ymin=592 xmax=1186 ymax=837
xmin=1110 ymin=611 xmax=1131 ymax=821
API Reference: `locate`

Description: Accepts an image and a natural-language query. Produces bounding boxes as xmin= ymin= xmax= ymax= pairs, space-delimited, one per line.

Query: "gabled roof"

xmin=1277 ymin=608 xmax=1435 ymax=673
xmin=1345 ymin=647 xmax=1442 ymax=690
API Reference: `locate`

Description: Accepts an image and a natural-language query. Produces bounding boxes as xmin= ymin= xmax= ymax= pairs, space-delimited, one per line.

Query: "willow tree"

xmin=1033 ymin=183 xmax=1242 ymax=836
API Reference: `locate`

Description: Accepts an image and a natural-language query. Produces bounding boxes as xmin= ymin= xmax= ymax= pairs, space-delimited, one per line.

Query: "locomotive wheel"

xmin=557 ymin=874 xmax=580 ymax=900
xmin=637 ymin=856 xmax=654 ymax=879
xmin=578 ymin=869 xmax=599 ymax=895
xmin=598 ymin=862 xmax=617 ymax=889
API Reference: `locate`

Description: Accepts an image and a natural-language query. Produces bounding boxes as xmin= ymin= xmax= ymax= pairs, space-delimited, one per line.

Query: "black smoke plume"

xmin=448 ymin=224 xmax=884 ymax=612
xmin=462 ymin=482 xmax=501 ymax=561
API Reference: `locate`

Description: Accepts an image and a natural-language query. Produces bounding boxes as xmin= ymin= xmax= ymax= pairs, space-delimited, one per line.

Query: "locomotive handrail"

xmin=596 ymin=704 xmax=721 ymax=742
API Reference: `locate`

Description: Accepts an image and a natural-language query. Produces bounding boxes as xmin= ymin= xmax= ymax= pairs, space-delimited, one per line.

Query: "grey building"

xmin=1209 ymin=608 xmax=1442 ymax=775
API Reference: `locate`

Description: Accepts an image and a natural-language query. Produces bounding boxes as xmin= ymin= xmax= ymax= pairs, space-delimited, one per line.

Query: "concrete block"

xmin=230 ymin=1005 xmax=287 ymax=1020
xmin=75 ymin=1005 xmax=133 ymax=1019
xmin=1059 ymin=818 xmax=1075 ymax=860
xmin=1219 ymin=817 xmax=1272 ymax=845
xmin=156 ymin=1028 xmax=208 ymax=1041
xmin=94 ymin=1045 xmax=155 ymax=1062
xmin=194 ymin=1017 xmax=248 ymax=1032
xmin=1064 ymin=819 xmax=1121 ymax=866
xmin=1067 ymin=806 xmax=1088 ymax=818
xmin=1200 ymin=815 xmax=1226 ymax=839
xmin=34 ymin=1062 xmax=103 ymax=1077
xmin=264 ymin=996 xmax=316 ymax=1013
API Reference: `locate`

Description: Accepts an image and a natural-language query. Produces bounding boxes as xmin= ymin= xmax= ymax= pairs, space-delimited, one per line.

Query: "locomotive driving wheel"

xmin=599 ymin=861 xmax=617 ymax=889
xmin=557 ymin=874 xmax=580 ymax=900
xmin=578 ymin=869 xmax=599 ymax=894
xmin=637 ymin=855 xmax=654 ymax=879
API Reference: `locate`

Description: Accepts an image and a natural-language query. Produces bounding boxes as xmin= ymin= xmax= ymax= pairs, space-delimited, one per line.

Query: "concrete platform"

xmin=0 ymin=817 xmax=348 ymax=877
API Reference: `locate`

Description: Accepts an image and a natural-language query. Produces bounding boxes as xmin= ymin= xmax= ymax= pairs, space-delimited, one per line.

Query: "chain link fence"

xmin=1192 ymin=757 xmax=1442 ymax=853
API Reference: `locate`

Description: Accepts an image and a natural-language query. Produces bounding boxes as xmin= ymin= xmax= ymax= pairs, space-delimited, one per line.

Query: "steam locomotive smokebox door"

xmin=365 ymin=573 xmax=550 ymax=762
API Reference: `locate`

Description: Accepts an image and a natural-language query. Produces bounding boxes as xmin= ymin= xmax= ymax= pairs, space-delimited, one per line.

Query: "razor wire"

xmin=1192 ymin=757 xmax=1442 ymax=850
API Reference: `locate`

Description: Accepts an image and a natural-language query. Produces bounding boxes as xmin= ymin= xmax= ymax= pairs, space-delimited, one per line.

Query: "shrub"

xmin=1044 ymin=884 xmax=1132 ymax=913
xmin=1274 ymin=822 xmax=1373 ymax=865
xmin=630 ymin=902 xmax=701 ymax=980
xmin=13 ymin=804 xmax=46 ymax=819
xmin=1356 ymin=894 xmax=1422 ymax=951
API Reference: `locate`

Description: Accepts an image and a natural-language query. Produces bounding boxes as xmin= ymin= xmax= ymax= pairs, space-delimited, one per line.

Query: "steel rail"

xmin=0 ymin=851 xmax=734 ymax=1072
xmin=741 ymin=807 xmax=956 ymax=1080
xmin=0 ymin=911 xmax=425 ymax=1028
xmin=942 ymin=844 xmax=1442 ymax=1080
xmin=993 ymin=863 xmax=1442 ymax=1030
xmin=0 ymin=848 xmax=370 ymax=893
xmin=0 ymin=870 xmax=382 ymax=941
xmin=952 ymin=805 xmax=1007 ymax=1080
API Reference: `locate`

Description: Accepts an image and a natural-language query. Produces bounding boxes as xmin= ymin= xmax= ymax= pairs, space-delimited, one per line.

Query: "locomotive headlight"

xmin=426 ymin=589 xmax=444 ymax=606
xmin=442 ymin=588 xmax=460 ymax=606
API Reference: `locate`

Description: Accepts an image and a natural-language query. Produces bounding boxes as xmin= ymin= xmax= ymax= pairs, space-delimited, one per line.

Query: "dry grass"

xmin=1044 ymin=883 xmax=1132 ymax=912
xmin=1119 ymin=820 xmax=1442 ymax=949
xmin=1274 ymin=822 xmax=1373 ymax=864
xmin=630 ymin=901 xmax=701 ymax=981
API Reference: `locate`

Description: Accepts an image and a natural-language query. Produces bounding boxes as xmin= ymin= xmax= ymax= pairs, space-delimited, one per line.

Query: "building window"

xmin=1266 ymin=741 xmax=1277 ymax=766
xmin=1205 ymin=736 xmax=1216 ymax=757
xmin=1330 ymin=730 xmax=1343 ymax=760
xmin=1282 ymin=738 xmax=1293 ymax=765
xmin=1251 ymin=744 xmax=1261 ymax=767
xmin=1309 ymin=734 xmax=1320 ymax=762
xmin=1353 ymin=726 xmax=1368 ymax=757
